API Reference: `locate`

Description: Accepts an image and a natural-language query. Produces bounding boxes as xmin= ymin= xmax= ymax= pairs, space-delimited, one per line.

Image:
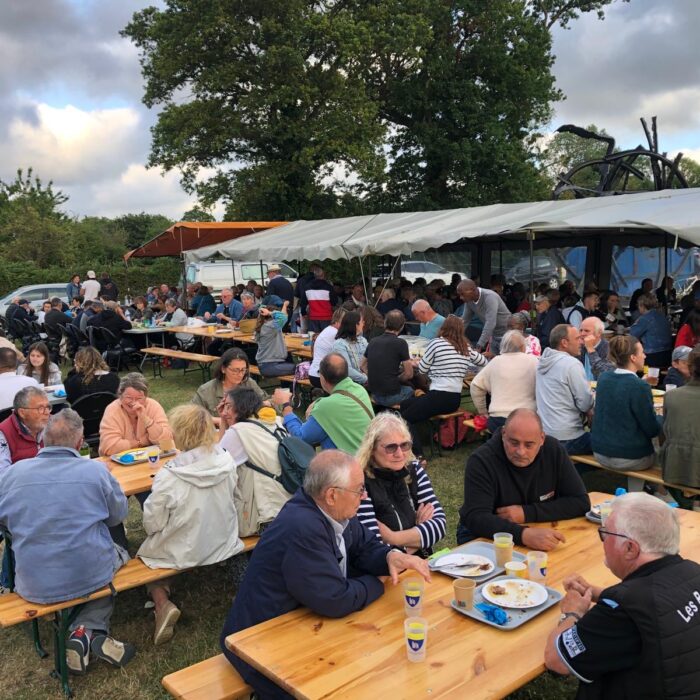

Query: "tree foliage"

xmin=123 ymin=0 xmax=623 ymax=218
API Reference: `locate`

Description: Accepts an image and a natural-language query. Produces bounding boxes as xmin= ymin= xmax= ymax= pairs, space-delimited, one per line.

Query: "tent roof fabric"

xmin=124 ymin=221 xmax=287 ymax=260
xmin=187 ymin=189 xmax=700 ymax=263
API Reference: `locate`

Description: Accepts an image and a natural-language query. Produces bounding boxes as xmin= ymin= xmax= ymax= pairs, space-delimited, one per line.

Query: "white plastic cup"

xmin=403 ymin=578 xmax=424 ymax=616
xmin=526 ymin=551 xmax=548 ymax=582
xmin=665 ymin=384 xmax=677 ymax=391
xmin=404 ymin=617 xmax=428 ymax=662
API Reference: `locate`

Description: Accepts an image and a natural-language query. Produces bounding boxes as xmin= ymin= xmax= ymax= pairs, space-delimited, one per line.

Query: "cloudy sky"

xmin=1 ymin=0 xmax=698 ymax=220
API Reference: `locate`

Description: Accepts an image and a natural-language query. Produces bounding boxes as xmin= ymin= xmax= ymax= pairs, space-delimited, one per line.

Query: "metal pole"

xmin=231 ymin=258 xmax=237 ymax=288
xmin=528 ymin=230 xmax=535 ymax=311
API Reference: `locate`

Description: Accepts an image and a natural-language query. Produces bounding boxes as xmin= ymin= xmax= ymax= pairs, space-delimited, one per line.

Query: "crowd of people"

xmin=0 ymin=263 xmax=699 ymax=698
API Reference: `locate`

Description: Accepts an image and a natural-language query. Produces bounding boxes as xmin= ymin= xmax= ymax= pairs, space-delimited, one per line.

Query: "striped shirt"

xmin=357 ymin=464 xmax=446 ymax=550
xmin=418 ymin=337 xmax=487 ymax=393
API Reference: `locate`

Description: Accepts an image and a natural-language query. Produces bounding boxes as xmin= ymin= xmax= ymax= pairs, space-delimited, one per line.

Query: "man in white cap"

xmin=266 ymin=264 xmax=294 ymax=307
xmin=81 ymin=271 xmax=101 ymax=302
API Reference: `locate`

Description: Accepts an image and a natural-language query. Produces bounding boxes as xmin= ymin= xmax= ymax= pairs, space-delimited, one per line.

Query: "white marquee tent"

xmin=188 ymin=188 xmax=700 ymax=263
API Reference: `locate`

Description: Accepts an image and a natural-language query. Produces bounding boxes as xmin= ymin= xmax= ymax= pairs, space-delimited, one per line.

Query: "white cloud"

xmin=3 ymin=103 xmax=143 ymax=186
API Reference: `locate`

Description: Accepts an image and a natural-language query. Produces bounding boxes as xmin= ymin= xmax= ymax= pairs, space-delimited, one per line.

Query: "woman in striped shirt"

xmin=356 ymin=412 xmax=446 ymax=557
xmin=400 ymin=315 xmax=486 ymax=455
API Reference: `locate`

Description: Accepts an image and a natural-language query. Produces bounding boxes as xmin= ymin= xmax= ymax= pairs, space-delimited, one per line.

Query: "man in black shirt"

xmin=457 ymin=408 xmax=589 ymax=550
xmin=365 ymin=310 xmax=414 ymax=408
xmin=545 ymin=492 xmax=700 ymax=699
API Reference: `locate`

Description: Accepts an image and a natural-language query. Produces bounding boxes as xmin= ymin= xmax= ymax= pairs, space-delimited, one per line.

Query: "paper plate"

xmin=431 ymin=553 xmax=495 ymax=577
xmin=482 ymin=578 xmax=548 ymax=609
xmin=651 ymin=389 xmax=665 ymax=397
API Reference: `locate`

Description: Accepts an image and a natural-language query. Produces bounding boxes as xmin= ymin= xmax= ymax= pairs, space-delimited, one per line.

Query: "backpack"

xmin=242 ymin=420 xmax=316 ymax=494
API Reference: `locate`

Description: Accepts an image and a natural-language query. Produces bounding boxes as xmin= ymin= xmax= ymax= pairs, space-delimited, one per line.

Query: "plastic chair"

xmin=71 ymin=392 xmax=117 ymax=447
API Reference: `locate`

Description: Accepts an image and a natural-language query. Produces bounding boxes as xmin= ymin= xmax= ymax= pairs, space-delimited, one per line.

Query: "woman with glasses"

xmin=355 ymin=412 xmax=446 ymax=557
xmin=192 ymin=348 xmax=269 ymax=426
xmin=218 ymin=386 xmax=291 ymax=536
xmin=98 ymin=373 xmax=173 ymax=457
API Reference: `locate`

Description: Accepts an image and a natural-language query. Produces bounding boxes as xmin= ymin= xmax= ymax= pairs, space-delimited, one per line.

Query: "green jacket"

xmin=660 ymin=379 xmax=700 ymax=487
xmin=192 ymin=377 xmax=268 ymax=416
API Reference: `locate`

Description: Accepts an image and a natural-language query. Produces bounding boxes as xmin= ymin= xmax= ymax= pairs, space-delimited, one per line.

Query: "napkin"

xmin=475 ymin=602 xmax=508 ymax=625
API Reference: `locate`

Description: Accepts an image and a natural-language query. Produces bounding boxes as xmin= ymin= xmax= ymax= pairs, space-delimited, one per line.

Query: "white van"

xmin=185 ymin=260 xmax=298 ymax=296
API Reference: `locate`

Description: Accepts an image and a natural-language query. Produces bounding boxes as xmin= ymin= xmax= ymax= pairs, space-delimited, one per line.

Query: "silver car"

xmin=0 ymin=283 xmax=69 ymax=318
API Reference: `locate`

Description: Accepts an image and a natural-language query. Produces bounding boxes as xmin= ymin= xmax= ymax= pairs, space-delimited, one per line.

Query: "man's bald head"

xmin=457 ymin=279 xmax=479 ymax=302
xmin=319 ymin=352 xmax=348 ymax=387
xmin=502 ymin=409 xmax=545 ymax=468
xmin=411 ymin=299 xmax=434 ymax=323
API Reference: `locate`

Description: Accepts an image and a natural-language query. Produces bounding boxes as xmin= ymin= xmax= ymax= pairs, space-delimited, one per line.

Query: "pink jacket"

xmin=98 ymin=397 xmax=173 ymax=457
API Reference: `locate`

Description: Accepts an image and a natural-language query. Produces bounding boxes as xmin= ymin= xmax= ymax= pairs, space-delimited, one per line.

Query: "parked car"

xmin=184 ymin=260 xmax=298 ymax=297
xmin=374 ymin=260 xmax=463 ymax=286
xmin=0 ymin=284 xmax=68 ymax=318
xmin=505 ymin=256 xmax=561 ymax=289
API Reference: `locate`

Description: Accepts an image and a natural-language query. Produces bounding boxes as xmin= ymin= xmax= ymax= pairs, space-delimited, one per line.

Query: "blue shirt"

xmin=629 ymin=309 xmax=672 ymax=355
xmin=0 ymin=447 xmax=127 ymax=603
xmin=283 ymin=413 xmax=336 ymax=449
xmin=419 ymin=314 xmax=445 ymax=339
xmin=215 ymin=299 xmax=244 ymax=321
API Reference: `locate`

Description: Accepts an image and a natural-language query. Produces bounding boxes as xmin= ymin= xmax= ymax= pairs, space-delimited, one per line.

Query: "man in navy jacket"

xmin=220 ymin=450 xmax=431 ymax=699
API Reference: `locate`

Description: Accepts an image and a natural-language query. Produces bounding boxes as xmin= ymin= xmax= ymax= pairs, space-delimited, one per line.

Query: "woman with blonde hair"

xmin=64 ymin=346 xmax=120 ymax=404
xmin=356 ymin=412 xmax=446 ymax=557
xmin=137 ymin=404 xmax=243 ymax=645
xmin=400 ymin=315 xmax=486 ymax=456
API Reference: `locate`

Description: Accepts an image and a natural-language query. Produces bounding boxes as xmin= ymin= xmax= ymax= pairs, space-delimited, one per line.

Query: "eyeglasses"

xmin=380 ymin=441 xmax=412 ymax=455
xmin=225 ymin=367 xmax=247 ymax=374
xmin=598 ymin=528 xmax=635 ymax=544
xmin=333 ymin=484 xmax=367 ymax=497
xmin=23 ymin=405 xmax=51 ymax=413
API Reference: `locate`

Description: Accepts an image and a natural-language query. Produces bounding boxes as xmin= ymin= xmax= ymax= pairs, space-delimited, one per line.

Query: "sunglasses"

xmin=379 ymin=441 xmax=412 ymax=455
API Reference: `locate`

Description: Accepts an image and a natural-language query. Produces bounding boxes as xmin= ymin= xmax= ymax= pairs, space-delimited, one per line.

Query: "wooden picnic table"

xmin=99 ymin=452 xmax=174 ymax=496
xmin=166 ymin=326 xmax=313 ymax=359
xmin=225 ymin=493 xmax=700 ymax=699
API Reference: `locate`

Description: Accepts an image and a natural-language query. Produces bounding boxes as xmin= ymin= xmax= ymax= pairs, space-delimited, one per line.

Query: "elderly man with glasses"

xmin=545 ymin=492 xmax=700 ymax=697
xmin=0 ymin=385 xmax=50 ymax=475
xmin=220 ymin=449 xmax=430 ymax=700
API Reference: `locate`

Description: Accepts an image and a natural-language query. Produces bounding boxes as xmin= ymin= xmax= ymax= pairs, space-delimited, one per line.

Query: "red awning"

xmin=123 ymin=221 xmax=288 ymax=261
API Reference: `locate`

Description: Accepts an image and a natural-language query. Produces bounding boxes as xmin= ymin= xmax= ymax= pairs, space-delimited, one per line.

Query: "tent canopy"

xmin=124 ymin=221 xmax=287 ymax=261
xmin=187 ymin=189 xmax=700 ymax=263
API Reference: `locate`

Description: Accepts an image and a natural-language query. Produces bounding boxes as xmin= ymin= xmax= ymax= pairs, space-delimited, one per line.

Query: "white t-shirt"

xmin=82 ymin=279 xmax=101 ymax=301
xmin=0 ymin=372 xmax=40 ymax=410
xmin=309 ymin=325 xmax=338 ymax=378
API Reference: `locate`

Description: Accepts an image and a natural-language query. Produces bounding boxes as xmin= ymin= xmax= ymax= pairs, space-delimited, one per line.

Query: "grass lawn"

xmin=0 ymin=365 xmax=624 ymax=700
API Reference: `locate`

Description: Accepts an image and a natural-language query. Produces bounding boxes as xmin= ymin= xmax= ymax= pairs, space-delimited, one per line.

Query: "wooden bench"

xmin=570 ymin=455 xmax=700 ymax=499
xmin=140 ymin=347 xmax=218 ymax=382
xmin=0 ymin=536 xmax=259 ymax=696
xmin=162 ymin=654 xmax=251 ymax=700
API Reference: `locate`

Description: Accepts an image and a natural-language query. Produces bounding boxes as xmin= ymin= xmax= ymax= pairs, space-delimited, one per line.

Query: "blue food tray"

xmin=451 ymin=575 xmax=562 ymax=630
xmin=429 ymin=541 xmax=526 ymax=584
xmin=110 ymin=449 xmax=176 ymax=466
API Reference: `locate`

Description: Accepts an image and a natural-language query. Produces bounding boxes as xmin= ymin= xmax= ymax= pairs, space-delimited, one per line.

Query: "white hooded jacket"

xmin=137 ymin=444 xmax=243 ymax=569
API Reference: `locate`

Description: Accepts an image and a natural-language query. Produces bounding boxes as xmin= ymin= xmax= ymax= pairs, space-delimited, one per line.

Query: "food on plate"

xmin=490 ymin=585 xmax=507 ymax=596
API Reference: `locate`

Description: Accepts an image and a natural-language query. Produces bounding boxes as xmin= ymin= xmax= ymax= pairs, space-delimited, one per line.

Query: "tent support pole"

xmin=663 ymin=232 xmax=669 ymax=318
xmin=527 ymin=230 xmax=535 ymax=309
xmin=231 ymin=258 xmax=237 ymax=288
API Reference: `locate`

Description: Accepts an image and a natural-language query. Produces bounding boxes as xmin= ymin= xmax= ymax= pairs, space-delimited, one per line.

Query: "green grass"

xmin=0 ymin=365 xmax=624 ymax=699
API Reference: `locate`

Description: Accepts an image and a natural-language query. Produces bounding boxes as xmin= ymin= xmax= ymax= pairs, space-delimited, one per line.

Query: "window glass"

xmin=610 ymin=245 xmax=699 ymax=302
xmin=279 ymin=263 xmax=296 ymax=278
xmin=242 ymin=264 xmax=266 ymax=279
xmin=494 ymin=247 xmax=587 ymax=291
xmin=423 ymin=261 xmax=447 ymax=273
